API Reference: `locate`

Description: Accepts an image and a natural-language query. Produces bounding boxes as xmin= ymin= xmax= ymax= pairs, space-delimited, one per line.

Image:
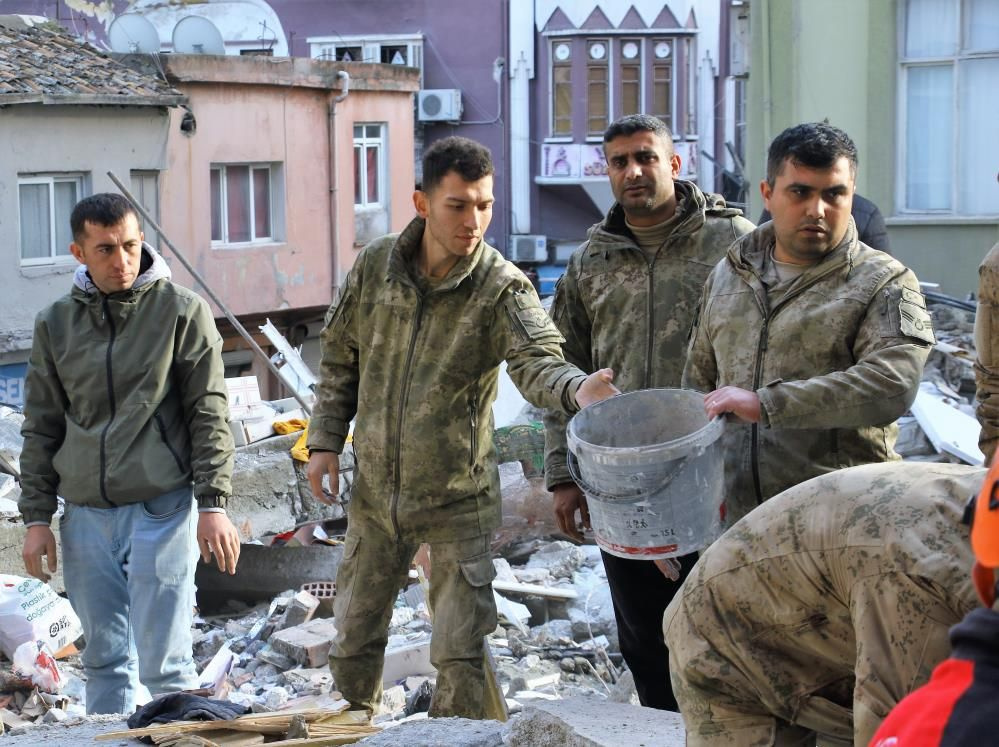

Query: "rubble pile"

xmin=897 ymin=296 xmax=981 ymax=463
xmin=0 ymin=537 xmax=628 ymax=739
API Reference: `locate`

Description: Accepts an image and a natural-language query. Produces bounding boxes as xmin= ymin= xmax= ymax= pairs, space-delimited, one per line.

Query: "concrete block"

xmin=279 ymin=589 xmax=320 ymax=629
xmin=270 ymin=617 xmax=337 ymax=668
xmin=506 ymin=696 xmax=685 ymax=746
xmin=382 ymin=637 xmax=435 ymax=685
xmin=352 ymin=716 xmax=505 ymax=746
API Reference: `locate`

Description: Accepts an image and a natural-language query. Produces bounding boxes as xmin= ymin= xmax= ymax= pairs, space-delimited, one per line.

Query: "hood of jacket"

xmin=72 ymin=241 xmax=172 ymax=296
xmin=587 ymin=180 xmax=742 ymax=246
xmin=726 ymin=217 xmax=861 ymax=287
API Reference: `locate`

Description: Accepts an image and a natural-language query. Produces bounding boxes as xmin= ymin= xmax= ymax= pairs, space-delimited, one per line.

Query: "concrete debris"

xmin=895 ymin=297 xmax=982 ymax=465
xmin=0 ymin=407 xmax=23 ymax=477
xmin=505 ymin=695 xmax=684 ymax=746
xmin=525 ymin=540 xmax=586 ymax=579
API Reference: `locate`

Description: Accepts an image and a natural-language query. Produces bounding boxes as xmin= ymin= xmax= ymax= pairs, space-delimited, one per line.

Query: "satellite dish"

xmin=108 ymin=14 xmax=161 ymax=54
xmin=172 ymin=15 xmax=226 ymax=55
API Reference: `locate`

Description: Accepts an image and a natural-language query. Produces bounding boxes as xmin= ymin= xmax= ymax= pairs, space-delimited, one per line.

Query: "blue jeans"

xmin=61 ymin=487 xmax=199 ymax=714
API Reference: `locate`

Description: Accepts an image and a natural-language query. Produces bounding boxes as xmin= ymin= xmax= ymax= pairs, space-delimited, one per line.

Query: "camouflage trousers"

xmin=329 ymin=521 xmax=497 ymax=718
xmin=664 ymin=568 xmax=960 ymax=746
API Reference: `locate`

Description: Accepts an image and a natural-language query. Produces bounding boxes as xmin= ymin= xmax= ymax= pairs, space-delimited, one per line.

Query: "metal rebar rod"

xmin=106 ymin=170 xmax=313 ymax=415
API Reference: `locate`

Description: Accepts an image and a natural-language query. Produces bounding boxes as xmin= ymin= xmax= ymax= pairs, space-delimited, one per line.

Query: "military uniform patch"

xmin=898 ymin=286 xmax=935 ymax=345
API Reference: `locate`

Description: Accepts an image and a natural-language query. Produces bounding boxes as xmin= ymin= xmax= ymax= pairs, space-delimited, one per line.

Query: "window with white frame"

xmin=18 ymin=174 xmax=83 ymax=263
xmin=552 ymin=40 xmax=573 ymax=136
xmin=130 ymin=170 xmax=160 ymax=237
xmin=309 ymin=35 xmax=423 ymax=73
xmin=547 ymin=36 xmax=690 ymax=139
xmin=210 ymin=164 xmax=274 ymax=244
xmin=586 ymin=39 xmax=610 ymax=136
xmin=354 ymin=124 xmax=385 ymax=208
xmin=900 ymin=0 xmax=999 ymax=215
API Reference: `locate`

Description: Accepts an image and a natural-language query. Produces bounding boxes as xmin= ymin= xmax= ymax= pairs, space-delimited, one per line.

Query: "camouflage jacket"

xmin=976 ymin=241 xmax=999 ymax=464
xmin=543 ymin=181 xmax=754 ymax=490
xmin=682 ymin=220 xmax=934 ymax=523
xmin=664 ymin=462 xmax=981 ymax=743
xmin=307 ymin=217 xmax=587 ymax=542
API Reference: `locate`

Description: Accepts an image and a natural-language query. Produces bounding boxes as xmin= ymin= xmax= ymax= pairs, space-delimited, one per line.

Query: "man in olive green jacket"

xmin=976 ymin=241 xmax=999 ymax=464
xmin=306 ymin=137 xmax=617 ymax=719
xmin=683 ymin=122 xmax=933 ymax=524
xmin=664 ymin=461 xmax=981 ymax=746
xmin=543 ymin=114 xmax=753 ymax=710
xmin=19 ymin=193 xmax=239 ymax=714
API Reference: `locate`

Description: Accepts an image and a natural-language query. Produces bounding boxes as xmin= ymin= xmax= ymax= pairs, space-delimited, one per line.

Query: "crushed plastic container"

xmin=567 ymin=388 xmax=725 ymax=559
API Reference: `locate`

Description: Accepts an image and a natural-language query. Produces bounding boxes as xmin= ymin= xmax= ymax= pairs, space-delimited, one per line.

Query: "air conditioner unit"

xmin=418 ymin=89 xmax=462 ymax=122
xmin=508 ymin=234 xmax=547 ymax=263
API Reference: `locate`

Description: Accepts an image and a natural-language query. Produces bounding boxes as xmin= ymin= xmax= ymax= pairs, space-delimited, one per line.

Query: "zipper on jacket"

xmin=98 ymin=296 xmax=117 ymax=507
xmin=644 ymin=257 xmax=656 ymax=387
xmin=390 ymin=296 xmax=425 ymax=537
xmin=749 ymin=307 xmax=770 ymax=507
xmin=154 ymin=412 xmax=186 ymax=473
xmin=468 ymin=398 xmax=479 ymax=470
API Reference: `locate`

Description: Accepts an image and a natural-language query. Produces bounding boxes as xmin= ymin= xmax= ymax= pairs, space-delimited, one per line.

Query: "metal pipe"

xmin=106 ymin=170 xmax=313 ymax=415
xmin=329 ymin=70 xmax=350 ymax=295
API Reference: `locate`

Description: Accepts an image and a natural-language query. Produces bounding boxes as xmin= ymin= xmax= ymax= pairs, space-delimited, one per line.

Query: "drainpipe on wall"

xmin=508 ymin=0 xmax=534 ymax=236
xmin=328 ymin=70 xmax=350 ymax=300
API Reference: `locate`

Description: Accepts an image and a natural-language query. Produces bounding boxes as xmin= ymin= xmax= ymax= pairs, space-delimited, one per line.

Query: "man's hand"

xmin=703 ymin=386 xmax=762 ymax=423
xmin=197 ymin=512 xmax=241 ymax=575
xmin=553 ymin=482 xmax=590 ymax=543
xmin=22 ymin=525 xmax=57 ymax=582
xmin=307 ymin=451 xmax=340 ymax=505
xmin=576 ymin=368 xmax=620 ymax=409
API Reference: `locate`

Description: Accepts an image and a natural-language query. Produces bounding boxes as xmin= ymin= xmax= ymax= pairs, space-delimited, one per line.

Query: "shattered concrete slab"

xmin=506 ymin=696 xmax=685 ymax=746
xmin=357 ymin=716 xmax=506 ymax=746
xmin=0 ymin=714 xmax=128 ymax=745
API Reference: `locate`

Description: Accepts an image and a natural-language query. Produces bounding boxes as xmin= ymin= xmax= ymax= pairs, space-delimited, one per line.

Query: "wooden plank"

xmin=95 ymin=708 xmax=344 ymax=741
xmin=491 ymin=579 xmax=577 ymax=600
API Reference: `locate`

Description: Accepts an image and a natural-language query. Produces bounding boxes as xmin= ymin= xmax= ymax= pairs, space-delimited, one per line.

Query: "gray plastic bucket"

xmin=566 ymin=388 xmax=725 ymax=559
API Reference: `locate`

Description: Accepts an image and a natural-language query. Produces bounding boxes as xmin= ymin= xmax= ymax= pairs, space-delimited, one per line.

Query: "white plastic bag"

xmin=0 ymin=574 xmax=82 ymax=660
xmin=12 ymin=640 xmax=61 ymax=693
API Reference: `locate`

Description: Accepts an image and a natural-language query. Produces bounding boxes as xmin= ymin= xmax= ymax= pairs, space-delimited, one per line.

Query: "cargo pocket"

xmin=333 ymin=532 xmax=362 ymax=619
xmin=444 ymin=551 xmax=498 ymax=654
xmin=459 ymin=551 xmax=497 ymax=588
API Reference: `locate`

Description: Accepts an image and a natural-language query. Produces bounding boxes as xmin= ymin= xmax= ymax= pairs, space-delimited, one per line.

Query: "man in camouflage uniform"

xmin=683 ymin=122 xmax=934 ymax=524
xmin=664 ymin=461 xmax=983 ymax=746
xmin=976 ymin=241 xmax=999 ymax=463
xmin=306 ymin=137 xmax=618 ymax=719
xmin=543 ymin=114 xmax=754 ymax=709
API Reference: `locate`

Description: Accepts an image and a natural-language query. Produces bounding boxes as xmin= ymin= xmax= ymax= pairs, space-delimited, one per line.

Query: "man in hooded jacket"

xmin=19 ymin=193 xmax=239 ymax=714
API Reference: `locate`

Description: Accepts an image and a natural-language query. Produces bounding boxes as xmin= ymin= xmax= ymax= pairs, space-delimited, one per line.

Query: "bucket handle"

xmin=567 ymin=450 xmax=690 ymax=502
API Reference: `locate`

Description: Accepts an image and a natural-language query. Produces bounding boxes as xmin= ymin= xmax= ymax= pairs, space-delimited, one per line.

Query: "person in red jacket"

xmin=870 ymin=458 xmax=999 ymax=746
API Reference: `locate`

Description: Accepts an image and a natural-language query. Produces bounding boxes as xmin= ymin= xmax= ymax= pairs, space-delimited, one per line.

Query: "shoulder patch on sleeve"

xmin=505 ymin=288 xmax=564 ymax=345
xmin=885 ymin=285 xmax=935 ymax=345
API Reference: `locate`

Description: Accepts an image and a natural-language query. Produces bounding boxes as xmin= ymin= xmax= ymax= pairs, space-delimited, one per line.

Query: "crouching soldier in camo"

xmin=683 ymin=122 xmax=934 ymax=524
xmin=306 ymin=136 xmax=618 ymax=719
xmin=664 ymin=461 xmax=983 ymax=746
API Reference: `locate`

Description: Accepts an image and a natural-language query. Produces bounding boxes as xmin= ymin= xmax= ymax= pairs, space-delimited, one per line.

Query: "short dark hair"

xmin=603 ymin=114 xmax=674 ymax=150
xmin=70 ymin=193 xmax=138 ymax=243
xmin=422 ymin=136 xmax=494 ymax=194
xmin=766 ymin=122 xmax=858 ymax=186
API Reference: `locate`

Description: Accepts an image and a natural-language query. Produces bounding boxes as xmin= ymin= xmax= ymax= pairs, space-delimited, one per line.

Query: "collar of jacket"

xmin=386 ymin=215 xmax=486 ymax=292
xmin=70 ymin=241 xmax=172 ymax=311
xmin=727 ymin=215 xmax=861 ymax=287
xmin=586 ymin=179 xmax=720 ymax=252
